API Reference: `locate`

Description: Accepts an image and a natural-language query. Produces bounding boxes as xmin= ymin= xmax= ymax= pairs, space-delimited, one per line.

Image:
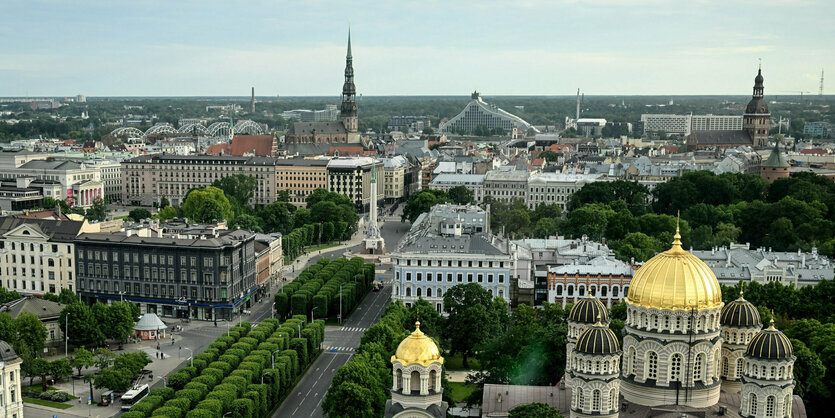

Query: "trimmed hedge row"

xmin=275 ymin=257 xmax=375 ymax=321
xmin=128 ymin=317 xmax=325 ymax=418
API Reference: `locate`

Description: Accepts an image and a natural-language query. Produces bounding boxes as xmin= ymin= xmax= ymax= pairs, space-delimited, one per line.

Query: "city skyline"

xmin=1 ymin=0 xmax=833 ymax=97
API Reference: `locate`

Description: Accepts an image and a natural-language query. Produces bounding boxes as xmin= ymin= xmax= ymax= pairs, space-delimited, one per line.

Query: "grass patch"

xmin=306 ymin=243 xmax=341 ymax=252
xmin=444 ymin=354 xmax=480 ymax=371
xmin=23 ymin=397 xmax=73 ymax=409
xmin=448 ymin=382 xmax=477 ymax=403
xmin=22 ymin=384 xmax=54 ymax=394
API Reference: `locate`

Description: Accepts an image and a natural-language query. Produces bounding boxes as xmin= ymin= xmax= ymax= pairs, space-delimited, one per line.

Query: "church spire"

xmin=340 ymin=28 xmax=358 ymax=138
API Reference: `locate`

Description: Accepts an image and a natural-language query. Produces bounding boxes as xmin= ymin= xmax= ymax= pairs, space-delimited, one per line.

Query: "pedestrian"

xmin=171 ymin=336 xmax=175 ymax=345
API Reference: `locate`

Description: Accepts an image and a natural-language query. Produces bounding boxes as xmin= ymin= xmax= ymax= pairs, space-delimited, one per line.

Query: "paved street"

xmin=272 ymin=219 xmax=408 ymax=417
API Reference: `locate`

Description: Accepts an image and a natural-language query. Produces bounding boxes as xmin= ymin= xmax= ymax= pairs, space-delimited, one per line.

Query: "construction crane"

xmin=781 ymin=91 xmax=812 ymax=100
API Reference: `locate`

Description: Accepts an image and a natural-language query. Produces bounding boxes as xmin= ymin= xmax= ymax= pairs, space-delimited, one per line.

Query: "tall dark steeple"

xmin=340 ymin=28 xmax=359 ymax=140
xmin=744 ymin=65 xmax=771 ymax=148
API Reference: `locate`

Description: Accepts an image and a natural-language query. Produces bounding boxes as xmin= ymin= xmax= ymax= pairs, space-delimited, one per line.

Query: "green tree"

xmin=277 ymin=190 xmax=291 ymax=202
xmin=563 ymin=203 xmax=615 ymax=241
xmin=258 ymin=201 xmax=294 ymax=233
xmin=234 ymin=214 xmax=264 ymax=232
xmin=49 ymin=358 xmax=73 ymax=382
xmin=94 ymin=348 xmax=115 ymax=370
xmin=443 ymin=284 xmax=503 ymax=368
xmin=72 ymin=347 xmax=95 ymax=376
xmin=182 ymin=186 xmax=233 ymax=223
xmin=128 ymin=208 xmax=152 ymax=222
xmin=106 ymin=302 xmax=136 ymax=344
xmin=538 ymin=151 xmax=561 ymax=163
xmin=0 ymin=313 xmax=14 ymax=343
xmin=85 ymin=197 xmax=109 ymax=221
xmin=94 ymin=367 xmax=132 ymax=392
xmin=509 ymin=402 xmax=564 ymax=418
xmin=212 ymin=174 xmax=257 ymax=208
xmin=323 ymin=382 xmax=376 ymax=418
xmin=402 ymin=190 xmax=450 ymax=223
xmin=448 ymin=186 xmax=474 ymax=205
xmin=157 ymin=206 xmax=177 ymax=221
xmin=613 ymin=232 xmax=662 ymax=262
xmin=13 ymin=311 xmax=47 ymax=356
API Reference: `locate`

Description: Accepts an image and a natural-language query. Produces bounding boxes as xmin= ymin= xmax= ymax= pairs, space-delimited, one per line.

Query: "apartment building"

xmin=547 ymin=256 xmax=634 ymax=308
xmin=122 ymin=155 xmax=277 ymax=207
xmin=429 ymin=174 xmax=485 ymax=203
xmin=640 ymin=114 xmax=742 ymax=137
xmin=391 ymin=204 xmax=513 ymax=312
xmin=382 ymin=156 xmax=408 ymax=203
xmin=75 ymin=228 xmax=257 ymax=321
xmin=326 ymin=157 xmax=384 ymax=212
xmin=0 ymin=217 xmax=88 ymax=296
xmin=483 ymin=167 xmax=530 ymax=203
xmin=525 ymin=172 xmax=605 ymax=211
xmin=0 ymin=341 xmax=23 ymax=418
xmin=275 ymin=158 xmax=329 ymax=207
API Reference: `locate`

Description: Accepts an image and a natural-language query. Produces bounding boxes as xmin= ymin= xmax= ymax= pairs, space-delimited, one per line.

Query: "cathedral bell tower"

xmin=744 ymin=66 xmax=771 ymax=148
xmin=341 ymin=29 xmax=360 ymax=143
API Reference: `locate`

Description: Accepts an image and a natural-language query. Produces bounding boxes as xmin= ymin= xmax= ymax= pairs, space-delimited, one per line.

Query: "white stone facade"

xmin=740 ymin=357 xmax=795 ymax=418
xmin=620 ymin=304 xmax=723 ymax=408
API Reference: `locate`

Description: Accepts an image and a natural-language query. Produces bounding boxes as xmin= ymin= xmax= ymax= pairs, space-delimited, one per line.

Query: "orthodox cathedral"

xmin=383 ymin=222 xmax=802 ymax=417
xmin=565 ymin=224 xmax=801 ymax=418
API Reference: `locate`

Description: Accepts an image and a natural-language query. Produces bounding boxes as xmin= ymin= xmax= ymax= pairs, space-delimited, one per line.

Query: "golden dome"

xmin=626 ymin=225 xmax=722 ymax=311
xmin=391 ymin=321 xmax=444 ymax=367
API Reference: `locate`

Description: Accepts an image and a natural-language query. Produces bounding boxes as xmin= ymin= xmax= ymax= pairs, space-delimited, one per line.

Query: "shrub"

xmin=207 ymin=361 xmax=232 ymax=376
xmin=150 ymin=406 xmax=183 ymax=418
xmin=291 ymin=338 xmax=309 ymax=365
xmin=230 ymin=342 xmax=253 ymax=355
xmin=213 ymin=384 xmax=239 ymax=399
xmin=237 ymin=361 xmax=262 ymax=378
xmin=221 ymin=375 xmax=248 ymax=397
xmin=183 ymin=382 xmax=209 ymax=398
xmin=39 ymin=390 xmax=71 ymax=402
xmin=281 ymin=350 xmax=299 ymax=376
xmin=194 ymin=398 xmax=223 ymax=418
xmin=121 ymin=412 xmax=146 ymax=418
xmin=149 ymin=387 xmax=174 ymax=401
xmin=192 ymin=358 xmax=207 ymax=372
xmin=217 ymin=354 xmax=240 ymax=369
xmin=205 ymin=390 xmax=235 ymax=411
xmin=167 ymin=372 xmax=190 ymax=390
xmin=225 ymin=348 xmax=246 ymax=361
xmin=164 ymin=397 xmax=191 ymax=411
xmin=230 ymin=369 xmax=253 ymax=384
xmin=231 ymin=398 xmax=254 ymax=418
xmin=129 ymin=400 xmax=157 ymax=416
xmin=173 ymin=389 xmax=202 ymax=408
xmin=248 ymin=383 xmax=269 ymax=412
xmin=180 ymin=366 xmax=197 ymax=378
xmin=239 ymin=337 xmax=258 ymax=347
xmin=191 ymin=374 xmax=217 ymax=390
xmin=185 ymin=410 xmax=215 ymax=418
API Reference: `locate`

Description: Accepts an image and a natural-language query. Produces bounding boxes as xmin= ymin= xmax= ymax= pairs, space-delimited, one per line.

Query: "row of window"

xmin=553 ymin=284 xmax=625 ymax=298
xmin=624 ymin=347 xmax=719 ymax=384
xmin=80 ymin=250 xmax=230 ymax=267
xmin=399 ymin=286 xmax=505 ymax=299
xmin=79 ymin=280 xmax=229 ymax=300
xmin=397 ymin=259 xmax=506 ymax=268
xmin=397 ymin=271 xmax=505 ymax=284
xmin=746 ymin=393 xmax=791 ymax=418
xmin=0 ymin=241 xmax=65 ymax=253
xmin=572 ymin=387 xmax=617 ymax=414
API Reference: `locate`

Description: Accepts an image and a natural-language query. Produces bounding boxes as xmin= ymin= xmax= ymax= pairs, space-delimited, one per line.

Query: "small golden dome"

xmin=626 ymin=224 xmax=722 ymax=311
xmin=391 ymin=321 xmax=444 ymax=367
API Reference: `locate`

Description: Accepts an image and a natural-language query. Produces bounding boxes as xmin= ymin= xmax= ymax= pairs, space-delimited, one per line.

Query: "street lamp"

xmin=271 ymin=349 xmax=282 ymax=369
xmin=338 ymin=283 xmax=343 ymax=325
xmin=311 ymin=306 xmax=318 ymax=323
xmin=179 ymin=347 xmax=193 ymax=367
xmin=118 ymin=291 xmax=126 ymax=303
xmin=261 ymin=370 xmax=275 ymax=385
xmin=297 ymin=323 xmax=301 ymax=338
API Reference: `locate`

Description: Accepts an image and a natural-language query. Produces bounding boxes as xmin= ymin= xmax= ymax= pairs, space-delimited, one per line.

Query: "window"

xmin=592 ymin=390 xmax=600 ymax=411
xmin=647 ymin=351 xmax=658 ymax=379
xmin=417 ymin=273 xmax=422 ymax=282
xmin=736 ymin=358 xmax=744 ymax=379
xmin=457 ymin=274 xmax=463 ymax=283
xmin=577 ymin=390 xmax=584 ymax=411
xmin=406 ymin=272 xmax=412 ymax=281
xmin=749 ymin=393 xmax=758 ymax=415
xmin=477 ymin=274 xmax=483 ymax=283
xmin=722 ymin=357 xmax=729 ymax=377
xmin=628 ymin=346 xmax=636 ymax=375
xmin=467 ymin=273 xmax=473 ymax=283
xmin=694 ymin=353 xmax=704 ymax=382
xmin=447 ymin=273 xmax=452 ymax=282
xmin=498 ymin=274 xmax=504 ymax=283
xmin=670 ymin=354 xmax=682 ymax=382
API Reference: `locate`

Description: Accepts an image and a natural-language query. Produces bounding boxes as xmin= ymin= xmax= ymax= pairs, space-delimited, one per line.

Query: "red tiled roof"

xmin=800 ymin=148 xmax=831 ymax=155
xmin=230 ymin=135 xmax=275 ymax=156
xmin=205 ymin=144 xmax=230 ymax=155
xmin=531 ymin=158 xmax=545 ymax=166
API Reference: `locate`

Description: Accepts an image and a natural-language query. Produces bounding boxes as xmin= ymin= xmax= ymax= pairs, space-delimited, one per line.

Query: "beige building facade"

xmin=327 ymin=157 xmax=384 ymax=212
xmin=122 ymin=155 xmax=277 ymax=207
xmin=275 ymin=159 xmax=329 ymax=207
xmin=0 ymin=341 xmax=23 ymax=418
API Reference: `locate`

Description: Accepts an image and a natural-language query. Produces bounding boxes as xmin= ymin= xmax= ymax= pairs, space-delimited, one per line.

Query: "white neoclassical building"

xmin=0 ymin=341 xmax=23 ymax=418
xmin=385 ymin=321 xmax=447 ymax=418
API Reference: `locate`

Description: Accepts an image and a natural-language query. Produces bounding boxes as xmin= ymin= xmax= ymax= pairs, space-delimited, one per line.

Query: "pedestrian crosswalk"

xmin=325 ymin=346 xmax=355 ymax=353
xmin=340 ymin=326 xmax=367 ymax=332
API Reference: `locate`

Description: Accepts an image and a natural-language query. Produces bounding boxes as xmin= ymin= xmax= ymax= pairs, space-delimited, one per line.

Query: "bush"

xmin=231 ymin=398 xmax=254 ymax=418
xmin=185 ymin=410 xmax=215 ymax=418
xmin=180 ymin=366 xmax=198 ymax=378
xmin=38 ymin=390 xmax=72 ymax=402
xmin=167 ymin=372 xmax=191 ymax=390
xmin=150 ymin=387 xmax=175 ymax=400
xmin=164 ymin=397 xmax=191 ymax=411
xmin=151 ymin=406 xmax=183 ymax=418
xmin=129 ymin=400 xmax=157 ymax=416
xmin=192 ymin=358 xmax=207 ymax=372
xmin=207 ymin=361 xmax=232 ymax=376
xmin=121 ymin=412 xmax=146 ymax=418
xmin=192 ymin=374 xmax=218 ymax=390
xmin=183 ymin=382 xmax=209 ymax=398
xmin=174 ymin=388 xmax=202 ymax=408
xmin=230 ymin=369 xmax=253 ymax=384
xmin=218 ymin=354 xmax=240 ymax=369
xmin=205 ymin=390 xmax=235 ymax=411
xmin=221 ymin=375 xmax=248 ymax=397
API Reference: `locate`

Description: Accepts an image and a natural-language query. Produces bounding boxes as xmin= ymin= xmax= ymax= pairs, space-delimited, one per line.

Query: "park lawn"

xmin=444 ymin=353 xmax=480 ymax=371
xmin=23 ymin=397 xmax=73 ymax=409
xmin=306 ymin=243 xmax=341 ymax=252
xmin=448 ymin=382 xmax=477 ymax=403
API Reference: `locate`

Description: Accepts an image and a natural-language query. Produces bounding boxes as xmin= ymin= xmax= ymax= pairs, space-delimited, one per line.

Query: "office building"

xmin=391 ymin=204 xmax=513 ymax=313
xmin=803 ymin=121 xmax=832 ymax=138
xmin=0 ymin=153 xmax=103 ymax=208
xmin=640 ymin=114 xmax=742 ymax=137
xmin=526 ymin=172 xmax=605 ymax=211
xmin=275 ymin=158 xmax=330 ymax=207
xmin=75 ymin=227 xmax=257 ymax=321
xmin=483 ymin=167 xmax=530 ymax=203
xmin=388 ymin=116 xmax=431 ymax=133
xmin=429 ymin=174 xmax=485 ymax=203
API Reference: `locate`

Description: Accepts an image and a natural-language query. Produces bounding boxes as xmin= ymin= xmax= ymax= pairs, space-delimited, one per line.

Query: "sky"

xmin=1 ymin=0 xmax=833 ymax=97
